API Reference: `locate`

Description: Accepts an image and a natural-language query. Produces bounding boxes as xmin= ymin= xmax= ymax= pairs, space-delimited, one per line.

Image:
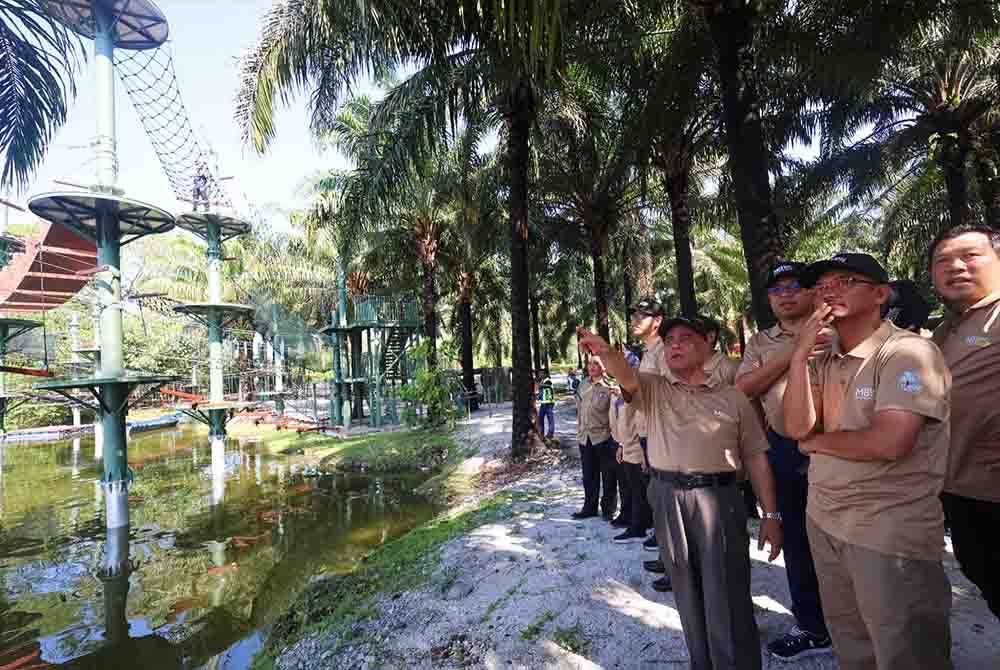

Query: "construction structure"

xmin=28 ymin=0 xmax=178 ymax=591
xmin=322 ymin=267 xmax=422 ymax=428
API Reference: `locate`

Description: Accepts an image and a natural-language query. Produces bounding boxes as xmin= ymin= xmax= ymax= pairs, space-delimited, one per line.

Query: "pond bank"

xmin=256 ymin=401 xmax=1000 ymax=670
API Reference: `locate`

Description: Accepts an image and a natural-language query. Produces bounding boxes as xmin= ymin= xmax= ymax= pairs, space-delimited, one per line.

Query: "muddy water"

xmin=0 ymin=425 xmax=438 ymax=669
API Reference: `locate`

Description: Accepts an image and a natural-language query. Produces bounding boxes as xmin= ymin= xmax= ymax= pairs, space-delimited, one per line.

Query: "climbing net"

xmin=116 ymin=44 xmax=232 ymax=209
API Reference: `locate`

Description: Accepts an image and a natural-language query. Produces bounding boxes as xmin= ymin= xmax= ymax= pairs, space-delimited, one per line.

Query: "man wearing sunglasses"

xmin=783 ymin=253 xmax=953 ymax=670
xmin=736 ymin=262 xmax=832 ymax=661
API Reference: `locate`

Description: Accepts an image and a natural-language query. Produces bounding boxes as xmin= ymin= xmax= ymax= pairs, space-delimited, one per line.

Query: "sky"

xmin=9 ymin=0 xmax=366 ymax=232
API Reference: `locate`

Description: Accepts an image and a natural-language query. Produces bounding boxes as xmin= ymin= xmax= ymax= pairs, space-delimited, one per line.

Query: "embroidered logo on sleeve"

xmin=965 ymin=335 xmax=992 ymax=348
xmin=897 ymin=370 xmax=923 ymax=394
xmin=713 ymin=409 xmax=735 ymax=422
xmin=855 ymin=386 xmax=874 ymax=400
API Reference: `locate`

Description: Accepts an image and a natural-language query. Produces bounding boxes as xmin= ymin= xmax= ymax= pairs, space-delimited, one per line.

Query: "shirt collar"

xmin=832 ymin=320 xmax=896 ymax=360
xmin=767 ymin=322 xmax=796 ymax=340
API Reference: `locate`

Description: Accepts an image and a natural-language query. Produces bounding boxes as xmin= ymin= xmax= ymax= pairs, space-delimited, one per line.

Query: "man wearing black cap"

xmin=579 ymin=318 xmax=783 ymax=670
xmin=736 ymin=261 xmax=832 ymax=661
xmin=783 ymin=253 xmax=953 ymax=670
xmin=631 ymin=298 xmax=673 ymax=590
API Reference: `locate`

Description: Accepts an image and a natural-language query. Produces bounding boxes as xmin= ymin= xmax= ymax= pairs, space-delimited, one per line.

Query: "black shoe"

xmin=610 ymin=516 xmax=629 ymax=528
xmin=652 ymin=576 xmax=672 ymax=592
xmin=643 ymin=535 xmax=658 ymax=551
xmin=643 ymin=559 xmax=665 ymax=574
xmin=572 ymin=510 xmax=598 ymax=520
xmin=613 ymin=530 xmax=645 ymax=544
xmin=767 ymin=627 xmax=833 ymax=662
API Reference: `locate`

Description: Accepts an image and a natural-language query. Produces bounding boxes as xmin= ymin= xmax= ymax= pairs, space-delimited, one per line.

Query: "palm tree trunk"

xmin=458 ymin=285 xmax=478 ymax=412
xmin=940 ymin=143 xmax=971 ymax=229
xmin=421 ymin=257 xmax=438 ymax=368
xmin=590 ymin=226 xmax=611 ymax=341
xmin=705 ymin=3 xmax=782 ymax=328
xmin=636 ymin=218 xmax=654 ymax=297
xmin=623 ymin=242 xmax=634 ymax=332
xmin=666 ymin=173 xmax=698 ymax=317
xmin=506 ymin=79 xmax=539 ymax=460
xmin=975 ymin=152 xmax=1000 ymax=229
xmin=530 ymin=293 xmax=543 ymax=374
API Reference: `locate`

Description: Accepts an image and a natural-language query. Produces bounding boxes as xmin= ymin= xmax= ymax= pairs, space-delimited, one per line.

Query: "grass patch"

xmin=521 ymin=611 xmax=557 ymax=641
xmin=321 ymin=430 xmax=463 ymax=473
xmin=480 ymin=576 xmax=526 ymax=624
xmin=251 ymin=491 xmax=520 ymax=669
xmin=552 ymin=623 xmax=592 ymax=657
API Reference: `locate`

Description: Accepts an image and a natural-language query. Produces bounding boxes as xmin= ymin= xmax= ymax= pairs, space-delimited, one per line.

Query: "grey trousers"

xmin=648 ymin=477 xmax=761 ymax=670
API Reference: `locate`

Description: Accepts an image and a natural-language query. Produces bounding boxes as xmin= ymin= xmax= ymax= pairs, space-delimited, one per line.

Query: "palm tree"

xmin=536 ymin=66 xmax=643 ymax=340
xmin=236 ymin=0 xmax=587 ymax=458
xmin=0 ymin=0 xmax=81 ymax=190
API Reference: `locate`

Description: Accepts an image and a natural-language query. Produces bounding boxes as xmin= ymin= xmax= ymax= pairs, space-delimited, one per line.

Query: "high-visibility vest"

xmin=540 ymin=380 xmax=555 ymax=404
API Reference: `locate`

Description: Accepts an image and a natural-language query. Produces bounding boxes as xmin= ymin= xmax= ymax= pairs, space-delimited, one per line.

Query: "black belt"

xmin=649 ymin=469 xmax=736 ymax=489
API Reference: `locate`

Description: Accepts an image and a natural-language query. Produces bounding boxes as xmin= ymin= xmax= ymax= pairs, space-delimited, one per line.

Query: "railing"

xmin=350 ymin=296 xmax=421 ymax=327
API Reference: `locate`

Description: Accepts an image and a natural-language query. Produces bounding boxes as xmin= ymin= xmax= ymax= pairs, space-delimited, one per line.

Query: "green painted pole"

xmin=330 ymin=310 xmax=343 ymax=426
xmin=205 ymin=222 xmax=226 ymax=439
xmin=0 ymin=324 xmax=7 ymax=434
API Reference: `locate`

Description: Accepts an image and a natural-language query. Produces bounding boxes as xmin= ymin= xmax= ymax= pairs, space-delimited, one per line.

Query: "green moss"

xmin=552 ymin=623 xmax=592 ymax=657
xmin=318 ymin=429 xmax=462 ymax=473
xmin=250 ymin=491 xmax=519 ymax=669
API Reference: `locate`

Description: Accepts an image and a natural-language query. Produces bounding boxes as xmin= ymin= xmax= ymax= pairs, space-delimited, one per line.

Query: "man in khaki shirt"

xmin=929 ymin=224 xmax=1000 ymax=619
xmin=784 ymin=253 xmax=952 ymax=670
xmin=736 ymin=262 xmax=831 ymax=661
xmin=579 ymin=317 xmax=782 ymax=670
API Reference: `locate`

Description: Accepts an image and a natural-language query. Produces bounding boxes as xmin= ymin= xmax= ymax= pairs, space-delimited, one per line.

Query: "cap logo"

xmin=774 ymin=264 xmax=794 ymax=274
xmin=832 ymin=255 xmax=848 ymax=263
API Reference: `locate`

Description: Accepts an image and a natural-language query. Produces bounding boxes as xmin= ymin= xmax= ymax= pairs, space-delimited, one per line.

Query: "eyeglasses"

xmin=813 ymin=277 xmax=878 ymax=292
xmin=767 ymin=283 xmax=802 ymax=295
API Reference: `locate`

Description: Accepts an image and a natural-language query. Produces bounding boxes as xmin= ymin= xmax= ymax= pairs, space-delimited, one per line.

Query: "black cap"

xmin=659 ymin=315 xmax=711 ymax=339
xmin=766 ymin=261 xmax=806 ymax=288
xmin=633 ymin=297 xmax=665 ymax=318
xmin=802 ymin=253 xmax=889 ymax=288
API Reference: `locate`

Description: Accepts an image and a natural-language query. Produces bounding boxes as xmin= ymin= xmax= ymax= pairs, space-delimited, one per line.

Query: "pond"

xmin=0 ymin=424 xmax=439 ymax=669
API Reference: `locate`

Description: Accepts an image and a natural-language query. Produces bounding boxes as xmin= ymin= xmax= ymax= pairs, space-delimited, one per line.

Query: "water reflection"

xmin=0 ymin=425 xmax=438 ymax=668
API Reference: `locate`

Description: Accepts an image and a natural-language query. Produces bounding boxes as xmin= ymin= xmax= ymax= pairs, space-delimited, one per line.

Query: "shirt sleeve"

xmin=632 ymin=372 xmax=670 ymax=415
xmin=875 ymin=339 xmax=950 ymax=423
xmin=735 ymin=391 xmax=770 ymax=458
xmin=737 ymin=334 xmax=763 ymax=378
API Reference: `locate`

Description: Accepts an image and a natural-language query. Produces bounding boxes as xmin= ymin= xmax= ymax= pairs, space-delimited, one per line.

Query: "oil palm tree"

xmin=236 ymin=0 xmax=606 ymax=457
xmin=0 ymin=0 xmax=81 ymax=190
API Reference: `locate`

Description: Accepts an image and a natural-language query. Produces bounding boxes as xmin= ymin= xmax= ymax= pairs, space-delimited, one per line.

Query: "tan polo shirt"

xmin=704 ymin=351 xmax=740 ymax=387
xmin=807 ymin=322 xmax=950 ymax=560
xmin=633 ymin=372 xmax=769 ymax=473
xmin=641 ymin=337 xmax=669 ymax=376
xmin=577 ymin=378 xmax=613 ymax=445
xmin=610 ymin=396 xmax=644 ymax=464
xmin=738 ymin=324 xmax=796 ymax=436
xmin=933 ymin=291 xmax=1000 ymax=502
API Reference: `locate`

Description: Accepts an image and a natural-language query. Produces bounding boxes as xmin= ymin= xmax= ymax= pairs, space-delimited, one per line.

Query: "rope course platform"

xmin=27 ymin=191 xmax=174 ymax=244
xmin=43 ymin=0 xmax=169 ymax=49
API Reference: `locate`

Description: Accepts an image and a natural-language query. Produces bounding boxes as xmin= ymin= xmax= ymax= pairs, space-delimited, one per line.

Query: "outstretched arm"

xmin=576 ymin=327 xmax=638 ymax=394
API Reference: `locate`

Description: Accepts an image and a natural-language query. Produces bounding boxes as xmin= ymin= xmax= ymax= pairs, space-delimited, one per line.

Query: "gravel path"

xmin=274 ymin=400 xmax=1000 ymax=669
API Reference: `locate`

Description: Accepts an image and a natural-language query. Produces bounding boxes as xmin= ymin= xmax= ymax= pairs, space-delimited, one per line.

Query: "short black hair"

xmin=927 ymin=224 xmax=1000 ymax=267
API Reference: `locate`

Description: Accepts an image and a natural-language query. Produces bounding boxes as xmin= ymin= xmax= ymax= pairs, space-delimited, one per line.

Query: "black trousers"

xmin=579 ymin=438 xmax=617 ymax=517
xmin=622 ymin=461 xmax=652 ymax=534
xmin=942 ymin=492 xmax=1000 ymax=620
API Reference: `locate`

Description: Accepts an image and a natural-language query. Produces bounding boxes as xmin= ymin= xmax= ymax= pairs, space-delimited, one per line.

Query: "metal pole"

xmin=331 ymin=310 xmax=343 ymax=426
xmin=94 ymin=13 xmax=117 ymax=189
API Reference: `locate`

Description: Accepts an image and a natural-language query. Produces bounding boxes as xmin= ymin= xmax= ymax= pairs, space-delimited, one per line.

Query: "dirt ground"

xmin=274 ymin=400 xmax=1000 ymax=669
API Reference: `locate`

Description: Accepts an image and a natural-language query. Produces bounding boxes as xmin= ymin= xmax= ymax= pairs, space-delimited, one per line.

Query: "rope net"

xmin=116 ymin=45 xmax=232 ymax=209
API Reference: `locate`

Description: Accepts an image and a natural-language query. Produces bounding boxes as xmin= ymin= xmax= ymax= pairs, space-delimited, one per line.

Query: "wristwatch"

xmin=762 ymin=512 xmax=783 ymax=522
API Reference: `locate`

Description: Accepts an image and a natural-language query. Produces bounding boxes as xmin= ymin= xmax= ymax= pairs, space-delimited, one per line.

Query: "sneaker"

xmin=611 ymin=516 xmax=629 ymax=528
xmin=651 ymin=576 xmax=672 ymax=592
xmin=643 ymin=559 xmax=665 ymax=574
xmin=571 ymin=510 xmax=598 ymax=520
xmin=767 ymin=626 xmax=833 ymax=661
xmin=643 ymin=535 xmax=658 ymax=551
xmin=613 ymin=530 xmax=645 ymax=544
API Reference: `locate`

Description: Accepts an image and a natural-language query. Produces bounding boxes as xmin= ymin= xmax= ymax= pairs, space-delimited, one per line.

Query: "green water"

xmin=0 ymin=424 xmax=439 ymax=669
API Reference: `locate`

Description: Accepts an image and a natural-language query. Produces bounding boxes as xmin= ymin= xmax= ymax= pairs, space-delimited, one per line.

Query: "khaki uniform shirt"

xmin=738 ymin=324 xmax=796 ymax=436
xmin=577 ymin=378 xmax=613 ymax=445
xmin=610 ymin=396 xmax=644 ymax=464
xmin=933 ymin=291 xmax=1000 ymax=502
xmin=807 ymin=322 xmax=950 ymax=560
xmin=641 ymin=338 xmax=669 ymax=377
xmin=633 ymin=372 xmax=769 ymax=473
xmin=704 ymin=351 xmax=741 ymax=387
